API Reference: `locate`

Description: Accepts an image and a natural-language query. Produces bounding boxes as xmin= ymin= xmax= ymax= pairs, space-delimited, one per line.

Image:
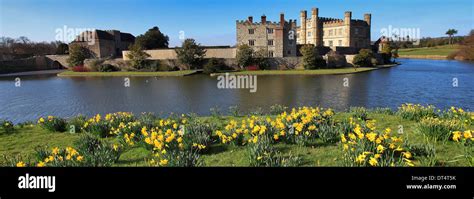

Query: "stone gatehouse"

xmin=71 ymin=29 xmax=135 ymax=58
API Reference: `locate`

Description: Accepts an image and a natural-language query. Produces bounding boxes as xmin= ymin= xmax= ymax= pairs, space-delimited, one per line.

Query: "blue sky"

xmin=0 ymin=0 xmax=472 ymax=47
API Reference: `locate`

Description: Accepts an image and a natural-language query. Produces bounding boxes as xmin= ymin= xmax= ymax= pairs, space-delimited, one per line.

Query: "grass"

xmin=398 ymin=45 xmax=460 ymax=57
xmin=1 ymin=111 xmax=471 ymax=167
xmin=211 ymin=67 xmax=378 ymax=76
xmin=57 ymin=70 xmax=199 ymax=77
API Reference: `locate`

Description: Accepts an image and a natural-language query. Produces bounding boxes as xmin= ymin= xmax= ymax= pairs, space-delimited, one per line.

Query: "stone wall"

xmin=0 ymin=55 xmax=66 ymax=74
xmin=123 ymin=48 xmax=237 ymax=60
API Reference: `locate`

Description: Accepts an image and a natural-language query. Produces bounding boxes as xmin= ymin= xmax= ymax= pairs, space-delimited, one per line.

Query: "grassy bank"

xmin=398 ymin=45 xmax=460 ymax=58
xmin=1 ymin=105 xmax=472 ymax=167
xmin=210 ymin=67 xmax=378 ymax=76
xmin=57 ymin=70 xmax=199 ymax=77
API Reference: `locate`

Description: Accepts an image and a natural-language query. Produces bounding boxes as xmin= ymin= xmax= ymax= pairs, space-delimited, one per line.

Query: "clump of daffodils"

xmin=397 ymin=103 xmax=437 ymax=121
xmin=216 ymin=107 xmax=334 ymax=146
xmin=16 ymin=146 xmax=84 ymax=167
xmin=341 ymin=120 xmax=415 ymax=167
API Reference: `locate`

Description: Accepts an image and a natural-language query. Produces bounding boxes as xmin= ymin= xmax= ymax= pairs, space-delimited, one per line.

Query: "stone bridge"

xmin=45 ymin=55 xmax=70 ymax=68
xmin=0 ymin=55 xmax=70 ymax=74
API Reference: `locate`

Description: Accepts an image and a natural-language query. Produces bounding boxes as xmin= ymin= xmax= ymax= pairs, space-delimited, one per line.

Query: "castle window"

xmin=289 ymin=40 xmax=293 ymax=45
xmin=308 ymin=31 xmax=312 ymax=37
xmin=249 ymin=29 xmax=254 ymax=34
xmin=268 ymin=50 xmax=274 ymax=57
xmin=355 ymin=28 xmax=359 ymax=35
xmin=249 ymin=40 xmax=255 ymax=46
xmin=329 ymin=40 xmax=333 ymax=47
xmin=338 ymin=28 xmax=343 ymax=35
xmin=329 ymin=30 xmax=333 ymax=36
xmin=338 ymin=40 xmax=342 ymax=46
xmin=267 ymin=28 xmax=273 ymax=34
xmin=268 ymin=39 xmax=274 ymax=46
xmin=287 ymin=50 xmax=291 ymax=55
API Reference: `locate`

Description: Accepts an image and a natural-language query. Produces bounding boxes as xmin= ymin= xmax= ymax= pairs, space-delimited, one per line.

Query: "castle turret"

xmin=364 ymin=13 xmax=371 ymax=47
xmin=311 ymin=8 xmax=320 ymax=46
xmin=344 ymin=11 xmax=352 ymax=46
xmin=248 ymin=16 xmax=253 ymax=23
xmin=261 ymin=15 xmax=266 ymax=24
xmin=364 ymin=13 xmax=371 ymax=26
xmin=300 ymin=10 xmax=307 ymax=44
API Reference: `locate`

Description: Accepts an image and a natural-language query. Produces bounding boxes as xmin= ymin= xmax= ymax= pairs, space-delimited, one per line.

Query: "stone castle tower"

xmin=297 ymin=8 xmax=371 ymax=49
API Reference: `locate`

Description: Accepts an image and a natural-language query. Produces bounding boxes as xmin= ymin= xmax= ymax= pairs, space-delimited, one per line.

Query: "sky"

xmin=0 ymin=0 xmax=473 ymax=47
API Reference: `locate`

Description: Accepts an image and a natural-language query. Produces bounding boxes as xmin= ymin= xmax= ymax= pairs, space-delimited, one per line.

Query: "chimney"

xmin=248 ymin=16 xmax=253 ymax=23
xmin=311 ymin=7 xmax=319 ymax=19
xmin=261 ymin=15 xmax=266 ymax=24
xmin=280 ymin=12 xmax=285 ymax=27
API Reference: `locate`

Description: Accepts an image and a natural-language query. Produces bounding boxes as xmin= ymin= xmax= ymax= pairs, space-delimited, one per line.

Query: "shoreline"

xmin=210 ymin=64 xmax=398 ymax=76
xmin=398 ymin=55 xmax=449 ymax=60
xmin=57 ymin=70 xmax=199 ymax=77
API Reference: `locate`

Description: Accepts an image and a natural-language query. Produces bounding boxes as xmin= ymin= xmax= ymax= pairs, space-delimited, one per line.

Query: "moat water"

xmin=1 ymin=58 xmax=473 ymax=123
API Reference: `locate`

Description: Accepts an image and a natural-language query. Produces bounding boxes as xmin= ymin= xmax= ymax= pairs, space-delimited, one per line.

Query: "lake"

xmin=0 ymin=58 xmax=473 ymax=123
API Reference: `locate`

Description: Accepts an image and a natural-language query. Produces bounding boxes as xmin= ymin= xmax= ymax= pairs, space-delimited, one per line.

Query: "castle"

xmin=71 ymin=29 xmax=135 ymax=58
xmin=236 ymin=7 xmax=371 ymax=57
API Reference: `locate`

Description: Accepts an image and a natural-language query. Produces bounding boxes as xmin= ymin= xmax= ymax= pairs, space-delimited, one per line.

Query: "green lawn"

xmin=211 ymin=67 xmax=378 ymax=76
xmin=398 ymin=45 xmax=460 ymax=56
xmin=1 ymin=111 xmax=471 ymax=167
xmin=57 ymin=70 xmax=199 ymax=77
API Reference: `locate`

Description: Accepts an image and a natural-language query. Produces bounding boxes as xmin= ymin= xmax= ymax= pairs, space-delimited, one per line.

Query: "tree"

xmin=352 ymin=49 xmax=375 ymax=68
xmin=66 ymin=44 xmax=91 ymax=67
xmin=253 ymin=48 xmax=270 ymax=70
xmin=55 ymin=43 xmax=69 ymax=55
xmin=135 ymin=26 xmax=169 ymax=49
xmin=126 ymin=43 xmax=150 ymax=70
xmin=445 ymin=29 xmax=458 ymax=45
xmin=381 ymin=43 xmax=393 ymax=64
xmin=300 ymin=44 xmax=326 ymax=69
xmin=175 ymin=38 xmax=206 ymax=69
xmin=236 ymin=44 xmax=254 ymax=68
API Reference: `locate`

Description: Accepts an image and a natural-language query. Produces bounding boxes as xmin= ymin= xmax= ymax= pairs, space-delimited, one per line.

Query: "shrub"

xmin=254 ymin=49 xmax=270 ymax=70
xmin=350 ymin=107 xmax=369 ymax=121
xmin=98 ymin=64 xmax=119 ymax=72
xmin=37 ymin=116 xmax=67 ymax=132
xmin=74 ymin=134 xmax=122 ymax=167
xmin=417 ymin=117 xmax=464 ymax=141
xmin=203 ymin=58 xmax=227 ymax=74
xmin=300 ymin=44 xmax=326 ymax=69
xmin=0 ymin=120 xmax=15 ymax=134
xmin=397 ymin=103 xmax=437 ymax=121
xmin=87 ymin=59 xmax=104 ymax=72
xmin=143 ymin=60 xmax=174 ymax=72
xmin=353 ymin=49 xmax=375 ymax=67
xmin=210 ymin=106 xmax=221 ymax=118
